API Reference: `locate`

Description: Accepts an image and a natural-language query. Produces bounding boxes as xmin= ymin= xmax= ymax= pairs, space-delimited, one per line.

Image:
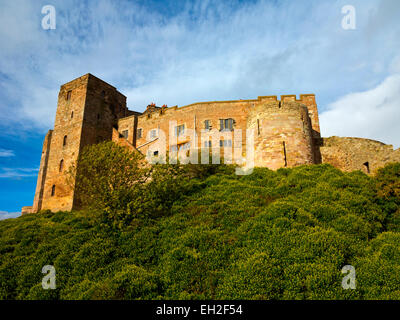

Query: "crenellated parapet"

xmin=24 ymin=74 xmax=397 ymax=214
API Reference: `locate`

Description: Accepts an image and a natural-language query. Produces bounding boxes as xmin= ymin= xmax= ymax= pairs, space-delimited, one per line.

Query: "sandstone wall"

xmin=39 ymin=75 xmax=89 ymax=212
xmin=38 ymin=74 xmax=129 ymax=212
xmin=247 ymin=100 xmax=315 ymax=169
xmin=118 ymin=95 xmax=317 ymax=169
xmin=32 ymin=129 xmax=53 ymax=212
xmin=25 ymin=72 xmax=322 ymax=213
xmin=133 ymin=99 xmax=253 ymax=159
xmin=320 ymin=136 xmax=400 ymax=174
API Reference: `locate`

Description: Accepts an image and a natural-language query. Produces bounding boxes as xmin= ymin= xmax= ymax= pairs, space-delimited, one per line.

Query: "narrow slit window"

xmin=51 ymin=185 xmax=56 ymax=197
xmin=63 ymin=135 xmax=67 ymax=146
xmin=66 ymin=91 xmax=72 ymax=100
xmin=363 ymin=161 xmax=370 ymax=174
xmin=59 ymin=159 xmax=64 ymax=172
xmin=283 ymin=141 xmax=287 ymax=167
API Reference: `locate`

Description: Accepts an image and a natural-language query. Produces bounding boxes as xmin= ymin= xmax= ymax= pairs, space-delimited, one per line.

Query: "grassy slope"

xmin=1 ymin=164 xmax=400 ymax=300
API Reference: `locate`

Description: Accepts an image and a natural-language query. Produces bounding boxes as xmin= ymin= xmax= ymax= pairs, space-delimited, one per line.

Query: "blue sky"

xmin=0 ymin=0 xmax=399 ymax=218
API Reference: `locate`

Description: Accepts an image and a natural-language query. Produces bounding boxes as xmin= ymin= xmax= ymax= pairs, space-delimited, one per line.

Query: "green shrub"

xmin=1 ymin=155 xmax=400 ymax=300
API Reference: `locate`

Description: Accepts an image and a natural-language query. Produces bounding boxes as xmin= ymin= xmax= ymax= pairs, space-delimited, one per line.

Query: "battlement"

xmin=134 ymin=93 xmax=316 ymax=119
xmin=24 ymin=74 xmax=398 ymax=214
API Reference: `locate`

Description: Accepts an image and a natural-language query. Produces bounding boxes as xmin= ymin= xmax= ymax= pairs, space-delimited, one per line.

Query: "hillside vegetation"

xmin=1 ymin=142 xmax=400 ymax=300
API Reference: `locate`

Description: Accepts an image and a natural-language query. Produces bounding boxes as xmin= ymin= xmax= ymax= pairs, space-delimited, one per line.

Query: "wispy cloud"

xmin=0 ymin=167 xmax=39 ymax=179
xmin=320 ymin=73 xmax=400 ymax=149
xmin=0 ymin=149 xmax=15 ymax=157
xmin=0 ymin=210 xmax=21 ymax=220
xmin=0 ymin=0 xmax=399 ymax=146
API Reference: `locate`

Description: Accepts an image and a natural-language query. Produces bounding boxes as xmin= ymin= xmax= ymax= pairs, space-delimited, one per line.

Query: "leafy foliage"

xmin=1 ymin=148 xmax=400 ymax=299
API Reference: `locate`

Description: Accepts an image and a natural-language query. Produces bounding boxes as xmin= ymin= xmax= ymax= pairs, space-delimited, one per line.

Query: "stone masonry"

xmin=21 ymin=73 xmax=400 ymax=214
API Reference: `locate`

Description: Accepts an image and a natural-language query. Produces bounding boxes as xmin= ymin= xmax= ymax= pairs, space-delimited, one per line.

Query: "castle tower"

xmin=31 ymin=74 xmax=128 ymax=212
xmin=247 ymin=96 xmax=316 ymax=170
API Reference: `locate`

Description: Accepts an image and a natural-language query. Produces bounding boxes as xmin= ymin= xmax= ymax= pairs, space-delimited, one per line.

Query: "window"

xmin=363 ymin=161 xmax=370 ymax=174
xmin=59 ymin=159 xmax=64 ymax=172
xmin=153 ymin=151 xmax=159 ymax=156
xmin=66 ymin=91 xmax=72 ymax=100
xmin=181 ymin=142 xmax=191 ymax=150
xmin=175 ymin=124 xmax=185 ymax=137
xmin=97 ymin=113 xmax=101 ymax=122
xmin=51 ymin=185 xmax=56 ymax=197
xmin=122 ymin=130 xmax=128 ymax=139
xmin=283 ymin=141 xmax=287 ymax=167
xmin=63 ymin=135 xmax=67 ymax=146
xmin=205 ymin=120 xmax=211 ymax=130
xmin=220 ymin=118 xmax=234 ymax=131
xmin=71 ymin=111 xmax=74 ymax=119
xmin=137 ymin=128 xmax=142 ymax=139
xmin=219 ymin=139 xmax=232 ymax=147
xmin=150 ymin=129 xmax=157 ymax=139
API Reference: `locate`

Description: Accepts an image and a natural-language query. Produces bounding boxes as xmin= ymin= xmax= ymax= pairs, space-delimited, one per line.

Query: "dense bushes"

xmin=1 ymin=142 xmax=400 ymax=299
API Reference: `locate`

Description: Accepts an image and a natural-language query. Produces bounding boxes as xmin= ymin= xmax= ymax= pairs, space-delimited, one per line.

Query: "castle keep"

xmin=22 ymin=74 xmax=400 ymax=214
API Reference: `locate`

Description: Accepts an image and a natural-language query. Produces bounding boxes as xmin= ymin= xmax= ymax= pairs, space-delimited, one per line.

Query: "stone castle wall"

xmin=32 ymin=74 xmax=130 ymax=213
xmin=320 ymin=136 xmax=400 ymax=174
xmin=118 ymin=94 xmax=319 ymax=169
xmin=23 ymin=73 xmax=399 ymax=213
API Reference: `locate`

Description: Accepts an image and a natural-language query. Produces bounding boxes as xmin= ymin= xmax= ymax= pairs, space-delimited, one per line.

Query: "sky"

xmin=0 ymin=0 xmax=399 ymax=219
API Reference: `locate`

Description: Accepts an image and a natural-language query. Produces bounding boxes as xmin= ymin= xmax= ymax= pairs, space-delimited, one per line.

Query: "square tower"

xmin=32 ymin=74 xmax=128 ymax=212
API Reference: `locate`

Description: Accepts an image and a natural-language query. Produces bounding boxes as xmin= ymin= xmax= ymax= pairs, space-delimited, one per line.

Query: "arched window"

xmin=63 ymin=135 xmax=67 ymax=146
xmin=51 ymin=185 xmax=56 ymax=197
xmin=59 ymin=159 xmax=64 ymax=172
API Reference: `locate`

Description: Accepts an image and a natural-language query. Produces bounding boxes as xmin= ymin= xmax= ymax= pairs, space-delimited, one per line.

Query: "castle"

xmin=22 ymin=74 xmax=400 ymax=214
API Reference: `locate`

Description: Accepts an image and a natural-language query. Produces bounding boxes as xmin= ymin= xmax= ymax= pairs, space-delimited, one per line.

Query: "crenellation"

xmin=22 ymin=74 xmax=400 ymax=214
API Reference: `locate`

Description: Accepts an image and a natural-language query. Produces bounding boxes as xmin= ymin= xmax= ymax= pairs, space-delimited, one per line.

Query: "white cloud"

xmin=0 ymin=167 xmax=39 ymax=178
xmin=0 ymin=149 xmax=15 ymax=157
xmin=0 ymin=211 xmax=21 ymax=220
xmin=320 ymin=74 xmax=400 ymax=149
xmin=0 ymin=0 xmax=399 ymax=141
